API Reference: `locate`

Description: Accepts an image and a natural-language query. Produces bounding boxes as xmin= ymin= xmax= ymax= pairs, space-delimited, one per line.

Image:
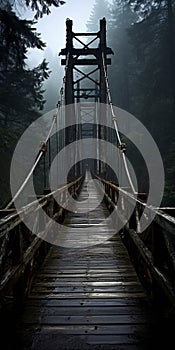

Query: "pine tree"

xmin=0 ymin=6 xmax=49 ymax=126
xmin=86 ymin=0 xmax=110 ymax=32
xmin=127 ymin=1 xmax=175 ymax=132
xmin=15 ymin=0 xmax=65 ymax=19
xmin=109 ymin=0 xmax=137 ymax=110
xmin=125 ymin=0 xmax=175 ymax=204
xmin=0 ymin=0 xmax=65 ymax=206
xmin=0 ymin=8 xmax=45 ymax=70
xmin=127 ymin=0 xmax=175 ymax=104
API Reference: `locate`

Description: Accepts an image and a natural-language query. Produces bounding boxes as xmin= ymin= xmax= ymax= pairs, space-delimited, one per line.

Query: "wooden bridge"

xmin=1 ymin=18 xmax=175 ymax=350
xmin=1 ymin=170 xmax=175 ymax=349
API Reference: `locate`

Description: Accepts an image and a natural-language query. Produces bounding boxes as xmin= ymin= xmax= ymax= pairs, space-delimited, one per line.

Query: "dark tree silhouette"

xmin=13 ymin=0 xmax=65 ymax=18
xmin=0 ymin=6 xmax=50 ymax=126
xmin=0 ymin=1 xmax=54 ymax=206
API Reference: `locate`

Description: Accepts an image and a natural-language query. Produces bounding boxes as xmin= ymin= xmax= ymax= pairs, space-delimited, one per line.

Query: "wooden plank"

xmin=32 ymin=280 xmax=142 ymax=287
xmin=22 ymin=305 xmax=149 ymax=317
xmin=24 ymin=297 xmax=148 ymax=308
xmin=16 ymin=171 xmax=153 ymax=349
xmin=22 ymin=323 xmax=148 ymax=335
xmin=23 ymin=314 xmax=148 ymax=325
xmin=28 ymin=292 xmax=146 ymax=299
xmin=85 ymin=334 xmax=140 ymax=345
xmin=61 ymin=59 xmax=112 ymax=66
xmin=31 ymin=285 xmax=144 ymax=294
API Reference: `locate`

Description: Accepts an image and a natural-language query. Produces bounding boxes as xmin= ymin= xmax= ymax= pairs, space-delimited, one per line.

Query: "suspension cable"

xmin=101 ymin=53 xmax=136 ymax=194
xmin=5 ymin=114 xmax=57 ymax=210
xmin=6 ymin=50 xmax=71 ymax=210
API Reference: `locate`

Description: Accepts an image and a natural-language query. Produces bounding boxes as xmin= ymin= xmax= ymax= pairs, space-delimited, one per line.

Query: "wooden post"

xmin=12 ymin=224 xmax=25 ymax=310
xmin=100 ymin=18 xmax=107 ymax=105
xmin=65 ymin=18 xmax=75 ymax=146
xmin=151 ymin=222 xmax=167 ymax=305
xmin=59 ymin=18 xmax=113 ymax=178
xmin=99 ymin=18 xmax=107 ymax=177
xmin=65 ymin=19 xmax=76 ymax=180
xmin=65 ymin=19 xmax=74 ymax=108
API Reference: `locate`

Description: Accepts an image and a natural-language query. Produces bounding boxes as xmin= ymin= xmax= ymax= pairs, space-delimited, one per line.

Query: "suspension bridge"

xmin=0 ymin=18 xmax=175 ymax=350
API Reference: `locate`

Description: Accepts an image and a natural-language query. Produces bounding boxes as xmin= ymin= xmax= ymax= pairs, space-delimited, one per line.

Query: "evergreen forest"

xmin=0 ymin=0 xmax=175 ymax=207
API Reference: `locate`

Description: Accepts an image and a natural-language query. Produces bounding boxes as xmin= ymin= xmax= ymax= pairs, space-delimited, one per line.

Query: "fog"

xmin=2 ymin=0 xmax=174 ymax=207
xmin=26 ymin=0 xmax=96 ymax=67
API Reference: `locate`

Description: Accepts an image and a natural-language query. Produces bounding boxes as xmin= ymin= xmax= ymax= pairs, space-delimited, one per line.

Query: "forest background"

xmin=0 ymin=0 xmax=175 ymax=207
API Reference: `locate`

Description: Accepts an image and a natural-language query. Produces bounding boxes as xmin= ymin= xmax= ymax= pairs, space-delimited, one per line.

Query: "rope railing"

xmin=5 ymin=113 xmax=58 ymax=210
xmin=101 ymin=53 xmax=136 ymax=195
xmin=61 ymin=51 xmax=70 ymax=105
xmin=6 ymin=50 xmax=73 ymax=210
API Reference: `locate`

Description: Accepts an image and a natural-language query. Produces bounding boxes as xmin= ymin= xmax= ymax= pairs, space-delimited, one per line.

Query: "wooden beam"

xmin=73 ymin=32 xmax=99 ymax=36
xmin=59 ymin=48 xmax=113 ymax=56
xmin=61 ymin=59 xmax=111 ymax=66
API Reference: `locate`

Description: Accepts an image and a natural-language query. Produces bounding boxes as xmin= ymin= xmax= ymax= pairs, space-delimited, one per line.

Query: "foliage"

xmin=0 ymin=7 xmax=45 ymax=75
xmin=0 ymin=7 xmax=50 ymax=127
xmin=108 ymin=0 xmax=138 ymax=110
xmin=0 ymin=2 xmax=52 ymax=206
xmin=13 ymin=0 xmax=65 ymax=19
xmin=126 ymin=0 xmax=169 ymax=18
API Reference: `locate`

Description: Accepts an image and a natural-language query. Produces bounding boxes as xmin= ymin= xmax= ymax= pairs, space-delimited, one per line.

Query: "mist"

xmin=0 ymin=0 xmax=175 ymax=206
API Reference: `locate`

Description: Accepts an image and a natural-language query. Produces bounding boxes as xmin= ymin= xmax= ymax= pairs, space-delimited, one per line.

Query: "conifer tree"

xmin=109 ymin=0 xmax=137 ymax=110
xmin=87 ymin=0 xmax=110 ymax=32
xmin=0 ymin=0 xmax=65 ymax=206
xmin=0 ymin=5 xmax=49 ymax=126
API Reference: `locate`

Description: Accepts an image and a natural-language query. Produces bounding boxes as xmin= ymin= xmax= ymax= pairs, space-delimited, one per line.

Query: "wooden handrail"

xmin=0 ymin=177 xmax=82 ymax=239
xmin=95 ymin=175 xmax=175 ymax=309
xmin=0 ymin=175 xmax=84 ymax=307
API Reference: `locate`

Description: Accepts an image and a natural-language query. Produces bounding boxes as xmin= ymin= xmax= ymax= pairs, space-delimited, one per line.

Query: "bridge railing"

xmin=96 ymin=175 xmax=175 ymax=309
xmin=0 ymin=175 xmax=84 ymax=309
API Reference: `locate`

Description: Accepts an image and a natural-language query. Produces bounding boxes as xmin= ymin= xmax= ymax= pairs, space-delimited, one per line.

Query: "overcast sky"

xmin=26 ymin=0 xmax=96 ymax=66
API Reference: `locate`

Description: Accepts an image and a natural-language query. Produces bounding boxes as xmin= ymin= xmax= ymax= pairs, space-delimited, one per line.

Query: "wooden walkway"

xmin=16 ymin=173 xmax=155 ymax=349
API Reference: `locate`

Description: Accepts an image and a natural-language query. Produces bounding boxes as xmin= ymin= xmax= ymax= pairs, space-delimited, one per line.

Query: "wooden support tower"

xmin=59 ymin=18 xmax=113 ymax=175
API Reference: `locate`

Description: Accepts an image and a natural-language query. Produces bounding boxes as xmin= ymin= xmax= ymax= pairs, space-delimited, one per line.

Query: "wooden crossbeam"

xmin=59 ymin=48 xmax=113 ymax=56
xmin=61 ymin=59 xmax=111 ymax=66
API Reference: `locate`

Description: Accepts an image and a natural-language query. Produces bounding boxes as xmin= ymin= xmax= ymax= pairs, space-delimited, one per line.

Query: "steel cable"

xmin=101 ymin=53 xmax=136 ymax=194
xmin=5 ymin=114 xmax=57 ymax=209
xmin=6 ymin=52 xmax=71 ymax=210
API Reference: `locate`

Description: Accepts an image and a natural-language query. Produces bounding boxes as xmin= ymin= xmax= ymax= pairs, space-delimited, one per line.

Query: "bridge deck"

xmin=17 ymin=173 xmax=154 ymax=349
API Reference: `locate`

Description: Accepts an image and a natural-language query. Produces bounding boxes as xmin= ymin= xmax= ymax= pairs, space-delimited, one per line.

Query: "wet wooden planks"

xmin=17 ymin=173 xmax=153 ymax=349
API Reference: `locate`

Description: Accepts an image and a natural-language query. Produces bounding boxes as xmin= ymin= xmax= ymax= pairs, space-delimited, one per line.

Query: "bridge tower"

xmin=59 ymin=18 xmax=113 ymax=176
